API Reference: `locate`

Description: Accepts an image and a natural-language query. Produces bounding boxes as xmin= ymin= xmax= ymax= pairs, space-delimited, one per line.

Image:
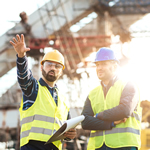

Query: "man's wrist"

xmin=17 ymin=53 xmax=26 ymax=58
xmin=95 ymin=113 xmax=98 ymax=118
xmin=111 ymin=122 xmax=116 ymax=128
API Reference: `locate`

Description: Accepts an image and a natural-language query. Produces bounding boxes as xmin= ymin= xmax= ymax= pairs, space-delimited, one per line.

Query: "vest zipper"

xmin=103 ymin=97 xmax=106 ymax=144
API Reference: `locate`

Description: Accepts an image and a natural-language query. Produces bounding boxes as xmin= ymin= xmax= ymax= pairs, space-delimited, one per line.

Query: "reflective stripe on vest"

xmin=21 ymin=127 xmax=56 ymax=139
xmin=20 ymin=114 xmax=64 ymax=126
xmin=20 ymin=114 xmax=64 ymax=139
xmin=131 ymin=112 xmax=141 ymax=122
xmin=105 ymin=127 xmax=140 ymax=135
xmin=19 ymin=82 xmax=69 ymax=148
xmin=90 ymin=127 xmax=140 ymax=137
xmin=90 ymin=130 xmax=103 ymax=137
xmin=21 ymin=115 xmax=55 ymax=126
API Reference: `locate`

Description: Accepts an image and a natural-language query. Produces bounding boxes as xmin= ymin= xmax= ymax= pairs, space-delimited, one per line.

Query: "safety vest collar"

xmin=90 ymin=130 xmax=103 ymax=137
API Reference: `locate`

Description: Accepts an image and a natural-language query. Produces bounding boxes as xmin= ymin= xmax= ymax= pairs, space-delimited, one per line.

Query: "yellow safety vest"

xmin=87 ymin=79 xmax=142 ymax=150
xmin=19 ymin=82 xmax=69 ymax=149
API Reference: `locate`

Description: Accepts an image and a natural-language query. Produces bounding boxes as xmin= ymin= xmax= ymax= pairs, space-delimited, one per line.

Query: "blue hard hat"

xmin=94 ymin=47 xmax=119 ymax=63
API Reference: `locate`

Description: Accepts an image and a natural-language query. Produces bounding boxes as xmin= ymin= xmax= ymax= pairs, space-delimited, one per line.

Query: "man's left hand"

xmin=63 ymin=128 xmax=76 ymax=139
xmin=114 ymin=118 xmax=127 ymax=125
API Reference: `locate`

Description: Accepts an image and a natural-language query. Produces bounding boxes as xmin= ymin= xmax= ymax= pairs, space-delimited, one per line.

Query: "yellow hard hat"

xmin=41 ymin=50 xmax=65 ymax=70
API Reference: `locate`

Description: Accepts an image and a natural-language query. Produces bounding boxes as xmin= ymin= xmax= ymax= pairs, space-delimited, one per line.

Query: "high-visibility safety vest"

xmin=19 ymin=82 xmax=69 ymax=149
xmin=87 ymin=79 xmax=142 ymax=150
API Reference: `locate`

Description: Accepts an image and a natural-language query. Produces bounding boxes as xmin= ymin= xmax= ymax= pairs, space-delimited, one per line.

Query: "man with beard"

xmin=10 ymin=34 xmax=76 ymax=150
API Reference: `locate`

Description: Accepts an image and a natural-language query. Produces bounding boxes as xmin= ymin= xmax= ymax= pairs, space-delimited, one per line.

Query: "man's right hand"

xmin=114 ymin=118 xmax=127 ymax=125
xmin=10 ymin=34 xmax=30 ymax=58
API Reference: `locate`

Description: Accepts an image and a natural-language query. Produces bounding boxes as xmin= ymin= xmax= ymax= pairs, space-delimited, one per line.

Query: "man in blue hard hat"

xmin=81 ymin=47 xmax=142 ymax=150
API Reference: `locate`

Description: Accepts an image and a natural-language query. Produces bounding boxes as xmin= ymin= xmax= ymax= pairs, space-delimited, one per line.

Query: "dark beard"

xmin=42 ymin=68 xmax=58 ymax=82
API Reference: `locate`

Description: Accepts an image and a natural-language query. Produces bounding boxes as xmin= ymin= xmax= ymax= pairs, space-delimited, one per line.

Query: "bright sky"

xmin=0 ymin=0 xmax=49 ymax=36
xmin=114 ymin=38 xmax=150 ymax=101
xmin=0 ymin=0 xmax=48 ymax=97
xmin=0 ymin=0 xmax=150 ymax=103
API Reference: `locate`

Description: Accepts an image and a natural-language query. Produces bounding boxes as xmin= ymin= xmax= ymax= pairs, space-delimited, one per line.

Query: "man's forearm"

xmin=17 ymin=55 xmax=34 ymax=96
xmin=97 ymin=104 xmax=129 ymax=121
xmin=81 ymin=115 xmax=112 ymax=130
xmin=97 ymin=81 xmax=139 ymax=121
xmin=81 ymin=97 xmax=113 ymax=130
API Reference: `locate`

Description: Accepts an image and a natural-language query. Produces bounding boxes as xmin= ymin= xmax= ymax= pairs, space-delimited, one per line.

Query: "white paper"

xmin=59 ymin=115 xmax=85 ymax=136
xmin=45 ymin=115 xmax=85 ymax=144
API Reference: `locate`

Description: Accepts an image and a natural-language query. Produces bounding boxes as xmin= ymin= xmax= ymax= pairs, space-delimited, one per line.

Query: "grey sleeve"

xmin=81 ymin=97 xmax=112 ymax=130
xmin=102 ymin=81 xmax=140 ymax=121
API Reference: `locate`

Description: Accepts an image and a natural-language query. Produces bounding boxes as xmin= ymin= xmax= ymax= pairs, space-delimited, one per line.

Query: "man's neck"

xmin=102 ymin=81 xmax=109 ymax=86
xmin=42 ymin=77 xmax=55 ymax=87
xmin=102 ymin=75 xmax=116 ymax=86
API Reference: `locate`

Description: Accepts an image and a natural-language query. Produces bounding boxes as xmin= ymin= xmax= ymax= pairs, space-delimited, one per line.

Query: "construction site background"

xmin=1 ymin=0 xmax=150 ymax=149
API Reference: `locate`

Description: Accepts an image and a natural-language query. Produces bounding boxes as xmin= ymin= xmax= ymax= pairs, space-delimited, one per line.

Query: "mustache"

xmin=48 ymin=70 xmax=55 ymax=75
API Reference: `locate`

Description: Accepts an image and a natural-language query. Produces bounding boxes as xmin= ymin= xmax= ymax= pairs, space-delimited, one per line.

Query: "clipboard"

xmin=45 ymin=115 xmax=85 ymax=144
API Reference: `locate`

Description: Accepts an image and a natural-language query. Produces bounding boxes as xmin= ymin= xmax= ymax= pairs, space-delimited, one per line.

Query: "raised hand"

xmin=10 ymin=34 xmax=30 ymax=58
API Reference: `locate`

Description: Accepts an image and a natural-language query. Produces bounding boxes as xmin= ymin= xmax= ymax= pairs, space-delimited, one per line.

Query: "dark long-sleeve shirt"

xmin=17 ymin=56 xmax=58 ymax=110
xmin=81 ymin=76 xmax=140 ymax=130
xmin=17 ymin=55 xmax=70 ymax=149
xmin=17 ymin=55 xmax=70 ymax=118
